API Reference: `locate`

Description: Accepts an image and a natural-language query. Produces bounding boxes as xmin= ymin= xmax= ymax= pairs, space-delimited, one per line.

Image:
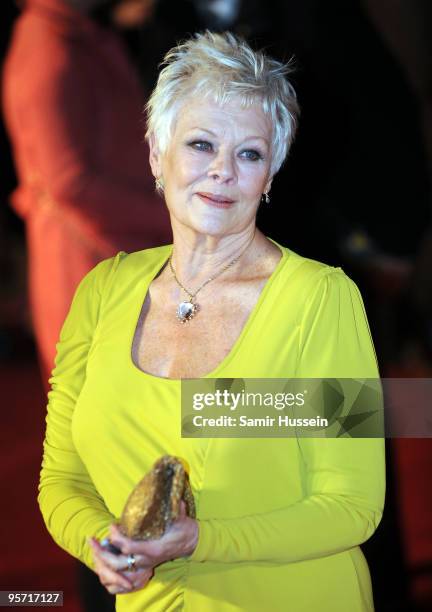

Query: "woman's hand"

xmin=109 ymin=500 xmax=199 ymax=568
xmin=88 ymin=501 xmax=199 ymax=595
xmin=88 ymin=538 xmax=153 ymax=595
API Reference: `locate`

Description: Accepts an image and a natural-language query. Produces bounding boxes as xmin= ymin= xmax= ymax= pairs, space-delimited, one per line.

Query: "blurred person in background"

xmin=2 ymin=0 xmax=171 ymax=392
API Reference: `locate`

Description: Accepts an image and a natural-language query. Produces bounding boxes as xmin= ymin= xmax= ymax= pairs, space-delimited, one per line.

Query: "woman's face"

xmin=149 ymin=97 xmax=273 ymax=237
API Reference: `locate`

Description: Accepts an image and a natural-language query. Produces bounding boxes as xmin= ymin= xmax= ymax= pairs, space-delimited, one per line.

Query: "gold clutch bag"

xmin=118 ymin=455 xmax=196 ymax=541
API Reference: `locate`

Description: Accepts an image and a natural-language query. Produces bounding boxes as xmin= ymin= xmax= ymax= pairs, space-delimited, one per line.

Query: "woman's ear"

xmin=148 ymin=133 xmax=162 ymax=179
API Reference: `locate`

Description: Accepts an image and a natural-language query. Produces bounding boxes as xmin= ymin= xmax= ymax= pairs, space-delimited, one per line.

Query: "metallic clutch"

xmin=118 ymin=455 xmax=196 ymax=541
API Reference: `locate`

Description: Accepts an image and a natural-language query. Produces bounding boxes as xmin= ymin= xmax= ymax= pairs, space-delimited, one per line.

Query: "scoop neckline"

xmin=128 ymin=237 xmax=289 ymax=383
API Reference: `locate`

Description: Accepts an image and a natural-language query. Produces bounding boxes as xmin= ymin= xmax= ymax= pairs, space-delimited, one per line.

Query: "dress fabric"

xmin=2 ymin=0 xmax=171 ymax=381
xmin=38 ymin=239 xmax=385 ymax=612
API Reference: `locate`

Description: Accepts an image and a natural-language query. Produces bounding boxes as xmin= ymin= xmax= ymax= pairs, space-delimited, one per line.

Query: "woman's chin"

xmin=176 ymin=211 xmax=237 ymax=237
xmin=188 ymin=221 xmax=233 ymax=237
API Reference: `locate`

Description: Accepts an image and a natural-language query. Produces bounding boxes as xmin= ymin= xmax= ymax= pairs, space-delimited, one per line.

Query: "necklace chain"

xmin=169 ymin=233 xmax=256 ymax=301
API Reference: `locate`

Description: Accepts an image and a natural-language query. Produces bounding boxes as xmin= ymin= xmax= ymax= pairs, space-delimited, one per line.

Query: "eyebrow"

xmin=189 ymin=127 xmax=269 ymax=144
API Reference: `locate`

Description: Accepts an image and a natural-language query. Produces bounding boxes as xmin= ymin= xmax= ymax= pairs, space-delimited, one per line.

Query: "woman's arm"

xmin=191 ymin=439 xmax=384 ymax=563
xmin=189 ymin=268 xmax=385 ymax=564
xmin=38 ymin=252 xmax=126 ymax=570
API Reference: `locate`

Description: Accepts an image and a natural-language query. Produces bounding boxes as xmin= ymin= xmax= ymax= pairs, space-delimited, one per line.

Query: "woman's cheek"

xmin=191 ymin=157 xmax=211 ymax=180
xmin=239 ymin=170 xmax=266 ymax=198
xmin=177 ymin=158 xmax=205 ymax=185
xmin=242 ymin=161 xmax=267 ymax=181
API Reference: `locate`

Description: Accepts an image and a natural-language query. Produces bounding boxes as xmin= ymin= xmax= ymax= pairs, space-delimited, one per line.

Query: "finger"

xmin=89 ymin=537 xmax=120 ymax=560
xmin=106 ymin=583 xmax=130 ymax=595
xmin=109 ymin=529 xmax=162 ymax=558
xmin=126 ymin=568 xmax=154 ymax=592
xmin=109 ymin=523 xmax=125 ymax=541
xmin=94 ymin=545 xmax=150 ymax=575
xmin=89 ymin=538 xmax=127 ymax=570
xmin=91 ymin=535 xmax=156 ymax=574
xmin=95 ymin=559 xmax=133 ymax=592
xmin=119 ymin=538 xmax=163 ymax=558
xmin=95 ymin=555 xmax=131 ymax=585
xmin=105 ymin=569 xmax=153 ymax=595
xmin=108 ymin=524 xmax=141 ymax=554
xmin=108 ymin=525 xmax=130 ymax=551
xmin=123 ymin=567 xmax=153 ymax=583
xmin=90 ymin=536 xmax=144 ymax=570
xmin=179 ymin=500 xmax=187 ymax=517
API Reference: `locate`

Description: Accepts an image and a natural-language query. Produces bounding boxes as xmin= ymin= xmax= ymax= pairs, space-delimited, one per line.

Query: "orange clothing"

xmin=2 ymin=0 xmax=171 ymax=382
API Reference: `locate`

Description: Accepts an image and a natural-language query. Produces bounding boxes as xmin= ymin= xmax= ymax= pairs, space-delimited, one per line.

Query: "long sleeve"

xmin=190 ymin=267 xmax=385 ymax=564
xmin=38 ymin=252 xmax=125 ymax=570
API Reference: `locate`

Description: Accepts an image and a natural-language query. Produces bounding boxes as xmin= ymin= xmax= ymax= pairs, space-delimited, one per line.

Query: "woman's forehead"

xmin=174 ymin=97 xmax=271 ymax=139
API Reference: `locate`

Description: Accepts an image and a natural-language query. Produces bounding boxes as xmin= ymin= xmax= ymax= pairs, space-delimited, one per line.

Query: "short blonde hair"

xmin=145 ymin=31 xmax=300 ymax=176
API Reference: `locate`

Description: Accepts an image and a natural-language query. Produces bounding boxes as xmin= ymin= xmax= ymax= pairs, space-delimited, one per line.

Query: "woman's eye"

xmin=240 ymin=149 xmax=263 ymax=161
xmin=188 ymin=140 xmax=213 ymax=152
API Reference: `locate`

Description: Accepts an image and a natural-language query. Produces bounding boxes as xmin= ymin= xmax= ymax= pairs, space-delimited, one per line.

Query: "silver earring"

xmin=261 ymin=192 xmax=270 ymax=205
xmin=155 ymin=177 xmax=164 ymax=192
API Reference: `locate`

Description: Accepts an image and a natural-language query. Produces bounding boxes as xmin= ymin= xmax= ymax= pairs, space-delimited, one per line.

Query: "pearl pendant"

xmin=176 ymin=300 xmax=199 ymax=323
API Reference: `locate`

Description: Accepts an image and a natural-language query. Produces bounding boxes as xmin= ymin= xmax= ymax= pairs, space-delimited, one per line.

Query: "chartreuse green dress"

xmin=38 ymin=239 xmax=385 ymax=612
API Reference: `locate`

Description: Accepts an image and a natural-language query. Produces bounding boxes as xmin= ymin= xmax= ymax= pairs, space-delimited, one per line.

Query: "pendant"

xmin=176 ymin=300 xmax=199 ymax=323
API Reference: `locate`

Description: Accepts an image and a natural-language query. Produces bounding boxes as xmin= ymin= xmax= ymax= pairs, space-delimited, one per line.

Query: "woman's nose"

xmin=208 ymin=150 xmax=236 ymax=182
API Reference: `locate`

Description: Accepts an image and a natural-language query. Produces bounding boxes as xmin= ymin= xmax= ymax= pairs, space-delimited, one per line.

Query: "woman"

xmin=39 ymin=31 xmax=385 ymax=611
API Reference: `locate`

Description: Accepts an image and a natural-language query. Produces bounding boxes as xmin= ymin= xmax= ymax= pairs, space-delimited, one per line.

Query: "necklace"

xmin=168 ymin=234 xmax=256 ymax=323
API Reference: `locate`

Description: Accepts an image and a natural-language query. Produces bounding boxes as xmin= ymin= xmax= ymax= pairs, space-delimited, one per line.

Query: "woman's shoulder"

xmin=117 ymin=244 xmax=172 ymax=271
xmin=273 ymin=239 xmax=345 ymax=283
xmin=84 ymin=244 xmax=172 ymax=300
xmin=272 ymin=239 xmax=360 ymax=306
xmin=94 ymin=244 xmax=172 ymax=279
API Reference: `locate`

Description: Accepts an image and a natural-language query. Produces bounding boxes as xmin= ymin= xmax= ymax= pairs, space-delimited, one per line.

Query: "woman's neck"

xmin=168 ymin=226 xmax=260 ymax=287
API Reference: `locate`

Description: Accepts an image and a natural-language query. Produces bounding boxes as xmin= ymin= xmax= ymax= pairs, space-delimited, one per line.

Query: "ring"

xmin=127 ymin=554 xmax=137 ymax=572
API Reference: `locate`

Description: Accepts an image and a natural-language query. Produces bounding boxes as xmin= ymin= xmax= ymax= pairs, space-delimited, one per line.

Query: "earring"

xmin=261 ymin=192 xmax=270 ymax=205
xmin=155 ymin=177 xmax=164 ymax=192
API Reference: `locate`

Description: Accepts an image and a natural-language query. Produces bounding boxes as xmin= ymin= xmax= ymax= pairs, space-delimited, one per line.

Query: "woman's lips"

xmin=196 ymin=192 xmax=235 ymax=208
